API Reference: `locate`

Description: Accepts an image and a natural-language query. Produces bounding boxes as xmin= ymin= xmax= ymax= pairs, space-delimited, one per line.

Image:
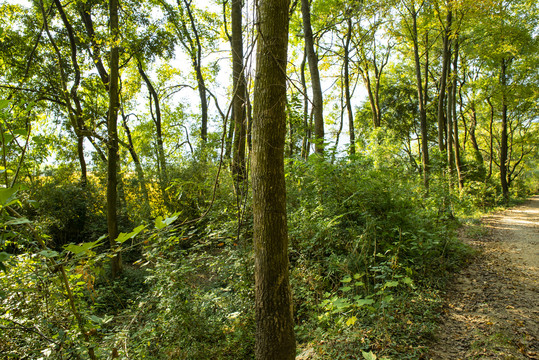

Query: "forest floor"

xmin=428 ymin=195 xmax=539 ymax=359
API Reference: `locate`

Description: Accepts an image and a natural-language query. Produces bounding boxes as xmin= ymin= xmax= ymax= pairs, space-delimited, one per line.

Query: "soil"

xmin=428 ymin=195 xmax=539 ymax=359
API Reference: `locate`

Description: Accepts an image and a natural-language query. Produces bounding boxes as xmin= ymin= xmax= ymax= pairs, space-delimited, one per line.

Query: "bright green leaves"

xmin=0 ymin=100 xmax=8 ymax=110
xmin=362 ymin=350 xmax=390 ymax=360
xmin=116 ymin=225 xmax=146 ymax=243
xmin=318 ymin=271 xmax=416 ymax=328
xmin=3 ymin=217 xmax=31 ymax=226
xmin=0 ymin=187 xmax=19 ymax=207
xmin=154 ymin=212 xmax=179 ymax=230
xmin=64 ymin=239 xmax=102 ymax=255
xmin=345 ymin=315 xmax=357 ymax=326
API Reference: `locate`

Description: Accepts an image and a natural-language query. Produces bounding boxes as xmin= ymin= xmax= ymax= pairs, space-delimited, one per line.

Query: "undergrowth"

xmin=2 ymin=152 xmax=534 ymax=359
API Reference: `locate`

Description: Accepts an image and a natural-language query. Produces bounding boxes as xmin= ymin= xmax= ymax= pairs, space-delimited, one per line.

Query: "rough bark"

xmin=252 ymin=0 xmax=296 ymax=357
xmin=108 ymin=0 xmax=122 ymax=277
xmin=301 ymin=0 xmax=324 ymax=154
xmin=231 ymin=0 xmax=247 ymax=186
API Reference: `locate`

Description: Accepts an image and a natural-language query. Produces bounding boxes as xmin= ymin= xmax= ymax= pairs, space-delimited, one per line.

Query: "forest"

xmin=0 ymin=0 xmax=538 ymax=358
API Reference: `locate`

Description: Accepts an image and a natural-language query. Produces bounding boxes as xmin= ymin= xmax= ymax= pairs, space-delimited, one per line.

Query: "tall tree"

xmin=402 ymin=0 xmax=430 ymax=189
xmin=137 ymin=62 xmax=171 ymax=208
xmin=252 ymin=0 xmax=295 ymax=357
xmin=231 ymin=0 xmax=247 ymax=186
xmin=343 ymin=16 xmax=355 ymax=154
xmin=301 ymin=0 xmax=324 ymax=154
xmin=437 ymin=7 xmax=451 ymax=153
xmin=107 ymin=0 xmax=122 ymax=277
xmin=159 ymin=0 xmax=210 ymax=143
xmin=354 ymin=4 xmax=393 ymax=129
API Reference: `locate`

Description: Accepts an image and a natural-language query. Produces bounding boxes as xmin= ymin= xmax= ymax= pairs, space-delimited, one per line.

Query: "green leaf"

xmin=13 ymin=128 xmax=28 ymax=137
xmin=3 ymin=217 xmax=31 ymax=226
xmin=0 ymin=252 xmax=11 ymax=272
xmin=341 ymin=276 xmax=352 ymax=283
xmin=155 ymin=216 xmax=166 ymax=230
xmin=384 ymin=280 xmax=399 ymax=288
xmin=65 ymin=239 xmax=101 ymax=255
xmin=0 ymin=251 xmax=11 ymax=262
xmin=356 ymin=298 xmax=375 ymax=306
xmin=0 ymin=187 xmax=18 ymax=206
xmin=89 ymin=314 xmax=113 ymax=325
xmin=155 ymin=213 xmax=179 ymax=229
xmin=116 ymin=225 xmax=146 ymax=243
xmin=32 ymin=135 xmax=47 ymax=145
xmin=340 ymin=286 xmax=352 ymax=292
xmin=0 ymin=100 xmax=8 ymax=110
xmin=38 ymin=250 xmax=59 ymax=258
xmin=402 ymin=277 xmax=415 ymax=288
xmin=346 ymin=316 xmax=357 ymax=326
xmin=362 ymin=351 xmax=377 ymax=360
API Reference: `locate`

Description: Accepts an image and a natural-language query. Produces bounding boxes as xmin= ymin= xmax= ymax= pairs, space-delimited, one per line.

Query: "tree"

xmin=302 ymin=0 xmax=324 ymax=154
xmin=401 ymin=0 xmax=430 ymax=189
xmin=107 ymin=0 xmax=122 ymax=277
xmin=251 ymin=0 xmax=296 ymax=357
xmin=231 ymin=0 xmax=248 ymax=187
xmin=159 ymin=0 xmax=211 ymax=143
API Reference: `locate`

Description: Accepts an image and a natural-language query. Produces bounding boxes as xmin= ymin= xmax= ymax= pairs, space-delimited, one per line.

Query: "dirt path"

xmin=428 ymin=195 xmax=539 ymax=360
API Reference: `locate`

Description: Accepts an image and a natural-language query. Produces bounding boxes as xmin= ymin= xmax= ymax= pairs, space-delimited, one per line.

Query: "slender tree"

xmin=107 ymin=0 xmax=122 ymax=277
xmin=251 ymin=0 xmax=295 ymax=356
xmin=301 ymin=0 xmax=324 ymax=154
xmin=231 ymin=0 xmax=248 ymax=186
xmin=403 ymin=1 xmax=430 ymax=189
xmin=437 ymin=8 xmax=451 ymax=153
xmin=343 ymin=16 xmax=355 ymax=154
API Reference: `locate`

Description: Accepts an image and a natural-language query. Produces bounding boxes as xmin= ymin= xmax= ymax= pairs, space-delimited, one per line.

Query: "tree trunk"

xmin=447 ymin=44 xmax=454 ymax=177
xmin=486 ymin=97 xmax=494 ymax=181
xmin=231 ymin=0 xmax=247 ymax=186
xmin=500 ymin=58 xmax=509 ymax=200
xmin=344 ymin=17 xmax=355 ymax=154
xmin=121 ymin=113 xmax=151 ymax=218
xmin=437 ymin=10 xmax=451 ymax=153
xmin=182 ymin=0 xmax=208 ymax=143
xmin=301 ymin=0 xmax=324 ymax=154
xmin=252 ymin=0 xmax=295 ymax=357
xmin=468 ymin=101 xmax=483 ymax=162
xmin=300 ymin=49 xmax=310 ymax=159
xmin=411 ymin=7 xmax=429 ymax=190
xmin=138 ymin=63 xmax=170 ymax=208
xmin=108 ymin=0 xmax=122 ymax=277
xmin=452 ymin=38 xmax=463 ymax=190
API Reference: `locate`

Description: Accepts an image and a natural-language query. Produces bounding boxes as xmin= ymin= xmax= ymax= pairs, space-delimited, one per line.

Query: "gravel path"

xmin=428 ymin=195 xmax=539 ymax=359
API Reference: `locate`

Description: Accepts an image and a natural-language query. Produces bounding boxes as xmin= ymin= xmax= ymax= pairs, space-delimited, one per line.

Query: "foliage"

xmin=0 ymin=0 xmax=538 ymax=358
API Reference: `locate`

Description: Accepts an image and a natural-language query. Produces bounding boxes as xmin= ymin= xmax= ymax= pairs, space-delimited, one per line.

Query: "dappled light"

xmin=0 ymin=0 xmax=538 ymax=358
